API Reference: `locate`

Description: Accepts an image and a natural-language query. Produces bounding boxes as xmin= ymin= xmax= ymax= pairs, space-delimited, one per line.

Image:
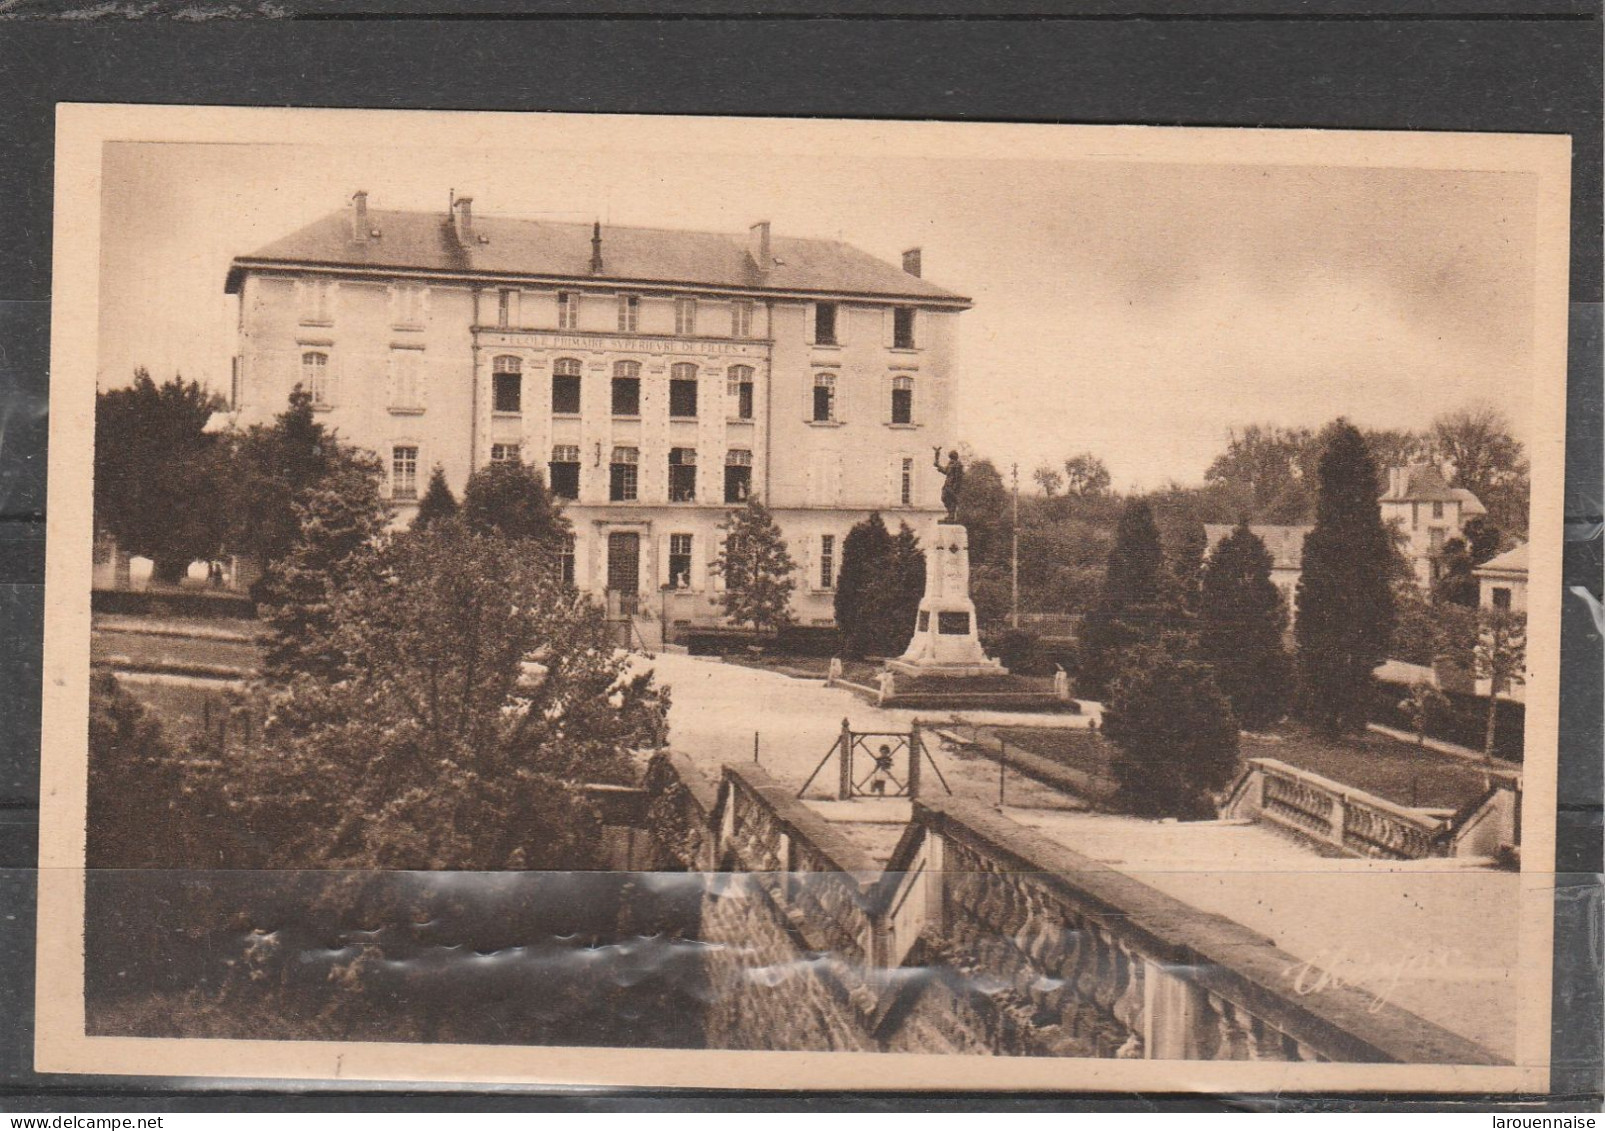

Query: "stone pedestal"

xmin=887 ymin=522 xmax=1007 ymax=677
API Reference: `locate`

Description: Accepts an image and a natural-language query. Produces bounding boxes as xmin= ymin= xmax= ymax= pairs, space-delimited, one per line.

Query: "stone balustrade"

xmin=1226 ymin=758 xmax=1450 ymax=860
xmin=642 ymin=755 xmax=1505 ymax=1065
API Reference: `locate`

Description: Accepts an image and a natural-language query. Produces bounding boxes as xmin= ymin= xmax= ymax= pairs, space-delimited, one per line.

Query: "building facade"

xmin=222 ymin=193 xmax=970 ymax=639
xmin=1378 ymin=464 xmax=1487 ymax=590
xmin=1475 ymin=543 xmax=1528 ymax=613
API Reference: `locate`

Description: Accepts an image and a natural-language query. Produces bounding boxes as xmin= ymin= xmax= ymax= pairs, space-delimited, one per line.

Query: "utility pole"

xmin=1010 ymin=462 xmax=1020 ymax=629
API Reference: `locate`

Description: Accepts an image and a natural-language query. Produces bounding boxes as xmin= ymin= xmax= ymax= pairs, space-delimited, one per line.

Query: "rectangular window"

xmin=901 ymin=457 xmax=914 ymax=506
xmin=669 ymin=367 xmax=698 ymax=418
xmin=727 ymin=366 xmax=754 ymax=420
xmin=675 ymin=297 xmax=697 ymax=336
xmin=612 ymin=376 xmax=641 ymax=417
xmin=1429 ymin=528 xmax=1446 ymax=552
xmin=557 ymin=291 xmax=579 ymax=330
xmin=298 ymin=278 xmax=334 ymax=325
xmin=813 ymin=375 xmax=835 ymax=422
xmin=819 ymin=534 xmax=835 ymax=590
xmin=617 ymin=293 xmax=639 ymax=333
xmin=391 ymin=445 xmax=419 ymax=500
xmin=668 ymin=534 xmax=693 ymax=589
xmin=302 ymin=351 xmax=333 ymax=407
xmin=1492 ymin=586 xmax=1512 ymax=610
xmin=731 ymin=300 xmax=754 ymax=339
xmin=669 ymin=448 xmax=697 ymax=502
xmin=390 ymin=349 xmax=424 ymax=411
xmin=393 ymin=283 xmax=427 ymax=329
xmin=491 ymin=443 xmax=521 ymax=463
xmin=725 ymin=449 xmax=752 ymax=503
xmin=493 ymin=371 xmax=522 ymax=414
xmin=497 ymin=288 xmax=515 ymax=329
xmin=893 ymin=307 xmax=916 ymax=349
xmin=549 ymin=445 xmax=580 ymax=500
xmin=1432 ymin=500 xmax=1445 ymax=519
xmin=558 ymin=535 xmax=577 ymax=588
xmin=891 ymin=376 xmax=914 ymax=424
xmin=609 ymin=446 xmax=639 ymax=502
xmin=814 ymin=302 xmax=838 ymax=346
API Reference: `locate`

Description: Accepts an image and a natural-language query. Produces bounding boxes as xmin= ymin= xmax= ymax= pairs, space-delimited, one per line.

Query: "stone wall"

xmin=640 ymin=755 xmax=1505 ymax=1065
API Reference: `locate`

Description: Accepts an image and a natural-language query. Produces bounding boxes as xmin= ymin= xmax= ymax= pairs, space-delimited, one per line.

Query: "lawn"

xmin=997 ymin=723 xmax=1503 ymax=812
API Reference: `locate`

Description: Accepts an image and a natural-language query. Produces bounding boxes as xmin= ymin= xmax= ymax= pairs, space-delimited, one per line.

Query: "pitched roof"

xmin=1474 ymin=543 xmax=1527 ymax=577
xmin=1203 ymin=523 xmax=1311 ymax=572
xmin=1380 ymin=463 xmax=1461 ymax=503
xmin=226 ymin=208 xmax=969 ymax=305
xmin=1450 ymin=487 xmax=1488 ymax=517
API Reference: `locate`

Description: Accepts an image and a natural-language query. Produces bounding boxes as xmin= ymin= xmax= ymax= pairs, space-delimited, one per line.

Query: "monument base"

xmin=889 ymin=523 xmax=1008 ymax=678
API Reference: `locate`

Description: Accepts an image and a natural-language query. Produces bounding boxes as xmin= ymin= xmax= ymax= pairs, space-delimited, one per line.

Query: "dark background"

xmin=0 ymin=0 xmax=1598 ymax=1110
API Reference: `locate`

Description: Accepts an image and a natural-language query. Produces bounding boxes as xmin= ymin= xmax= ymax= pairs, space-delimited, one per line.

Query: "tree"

xmin=711 ymin=497 xmax=798 ymax=636
xmin=242 ymin=518 xmax=666 ymax=870
xmin=260 ymin=451 xmax=391 ymax=683
xmin=94 ymin=370 xmax=229 ymax=584
xmin=1204 ymin=424 xmax=1318 ymax=524
xmin=1103 ymin=646 xmax=1240 ymax=819
xmin=1432 ymin=536 xmax=1480 ymax=607
xmin=1076 ymin=497 xmax=1169 ymax=698
xmin=859 ymin=521 xmax=926 ymax=657
xmin=1032 ymin=465 xmax=1064 ymax=497
xmin=1463 ymin=514 xmax=1505 ymax=565
xmin=1400 ymin=681 xmax=1450 ymax=748
xmin=834 ymin=513 xmax=894 ymax=658
xmin=461 ymin=459 xmax=569 ymax=550
xmin=1295 ymin=421 xmax=1397 ymax=733
xmin=1363 ymin=428 xmax=1433 ymax=491
xmin=1198 ymin=521 xmax=1292 ymax=731
xmin=1062 ymin=452 xmax=1112 ymax=498
xmin=412 ymin=466 xmax=459 ymax=531
xmin=227 ymin=387 xmax=344 ymax=588
xmin=1432 ymin=403 xmax=1530 ymax=536
xmin=1472 ymin=608 xmax=1526 ymax=759
xmin=954 ymin=457 xmax=1012 ymax=566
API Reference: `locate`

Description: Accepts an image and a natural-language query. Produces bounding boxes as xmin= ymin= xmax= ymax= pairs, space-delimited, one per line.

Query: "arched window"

xmin=669 ymin=362 xmax=698 ymax=418
xmin=727 ymin=365 xmax=754 ymax=420
xmin=301 ymin=350 xmax=331 ymax=406
xmin=492 ymin=355 xmax=522 ymax=414
xmin=612 ymin=360 xmax=641 ymax=416
xmin=551 ymin=357 xmax=582 ymax=414
xmin=812 ymin=372 xmax=836 ymax=423
xmin=609 ymin=445 xmax=640 ymax=502
xmin=549 ymin=444 xmax=580 ymax=499
xmin=668 ymin=446 xmax=698 ymax=501
xmin=891 ymin=375 xmax=914 ymax=424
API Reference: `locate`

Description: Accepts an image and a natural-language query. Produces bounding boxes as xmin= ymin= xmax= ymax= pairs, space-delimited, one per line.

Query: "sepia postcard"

xmin=36 ymin=104 xmax=1571 ymax=1093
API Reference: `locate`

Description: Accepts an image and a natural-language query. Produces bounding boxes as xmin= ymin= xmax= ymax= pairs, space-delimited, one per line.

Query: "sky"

xmin=96 ymin=128 xmax=1539 ymax=491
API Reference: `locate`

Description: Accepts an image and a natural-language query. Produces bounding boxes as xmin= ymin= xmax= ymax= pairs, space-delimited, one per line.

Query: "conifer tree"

xmin=1076 ymin=497 xmax=1167 ymax=698
xmin=412 ymin=466 xmax=459 ymax=532
xmin=861 ymin=521 xmax=926 ymax=657
xmin=712 ymin=497 xmax=798 ymax=636
xmin=461 ymin=459 xmax=569 ymax=550
xmin=1295 ymin=420 xmax=1397 ymax=733
xmin=834 ymin=512 xmax=893 ymax=657
xmin=1198 ymin=520 xmax=1291 ymax=730
xmin=1104 ymin=646 xmax=1240 ymax=818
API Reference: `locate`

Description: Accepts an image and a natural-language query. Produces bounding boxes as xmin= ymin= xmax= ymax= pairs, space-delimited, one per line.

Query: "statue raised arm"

xmin=933 ymin=446 xmax=964 ymax=523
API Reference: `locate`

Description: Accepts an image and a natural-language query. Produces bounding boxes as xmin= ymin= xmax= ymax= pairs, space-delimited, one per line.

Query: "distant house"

xmin=1378 ymin=464 xmax=1487 ymax=591
xmin=1202 ymin=524 xmax=1306 ymax=619
xmin=1475 ymin=543 xmax=1528 ymax=613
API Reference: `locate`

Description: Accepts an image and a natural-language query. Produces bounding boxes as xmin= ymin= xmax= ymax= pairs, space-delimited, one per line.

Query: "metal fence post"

xmin=838 ymin=717 xmax=854 ymax=800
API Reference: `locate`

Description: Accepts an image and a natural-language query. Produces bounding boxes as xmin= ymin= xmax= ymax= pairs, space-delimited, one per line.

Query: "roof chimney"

xmin=590 ymin=221 xmax=605 ymax=275
xmin=902 ymin=247 xmax=922 ymax=277
xmin=452 ymin=195 xmax=474 ymax=246
xmin=748 ymin=221 xmax=771 ymax=272
xmin=351 ymin=190 xmax=369 ymax=244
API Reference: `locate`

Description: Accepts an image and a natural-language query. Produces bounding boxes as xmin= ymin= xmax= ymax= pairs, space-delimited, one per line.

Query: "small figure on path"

xmin=933 ymin=446 xmax=964 ymax=523
xmin=1053 ymin=664 xmax=1070 ymax=702
xmin=869 ymin=744 xmax=895 ymax=796
xmin=876 ymin=668 xmax=896 ymax=706
xmin=827 ymin=657 xmax=843 ymax=686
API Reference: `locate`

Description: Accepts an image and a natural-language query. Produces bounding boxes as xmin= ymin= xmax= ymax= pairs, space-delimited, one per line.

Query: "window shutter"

xmin=807 ymin=303 xmax=818 ymax=345
xmin=326 ymin=281 xmax=339 ymax=324
xmin=886 ymin=456 xmax=899 ymax=507
xmin=691 ymin=534 xmax=704 ymax=591
xmin=328 ymin=352 xmax=341 ymax=406
xmin=658 ymin=533 xmax=671 ymax=588
xmin=386 ymin=350 xmax=397 ymax=406
xmin=836 ymin=303 xmax=849 ymax=346
xmin=803 ymin=533 xmax=816 ymax=592
xmin=421 ymin=285 xmax=432 ymax=324
xmin=883 ymin=307 xmax=895 ymax=348
xmin=712 ymin=536 xmax=726 ymax=591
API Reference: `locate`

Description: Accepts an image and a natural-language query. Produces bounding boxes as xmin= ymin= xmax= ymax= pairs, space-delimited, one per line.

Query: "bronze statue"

xmin=933 ymin=446 xmax=964 ymax=523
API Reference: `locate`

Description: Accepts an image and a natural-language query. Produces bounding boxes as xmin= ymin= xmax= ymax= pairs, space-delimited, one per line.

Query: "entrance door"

xmin=607 ymin=532 xmax=641 ymax=615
